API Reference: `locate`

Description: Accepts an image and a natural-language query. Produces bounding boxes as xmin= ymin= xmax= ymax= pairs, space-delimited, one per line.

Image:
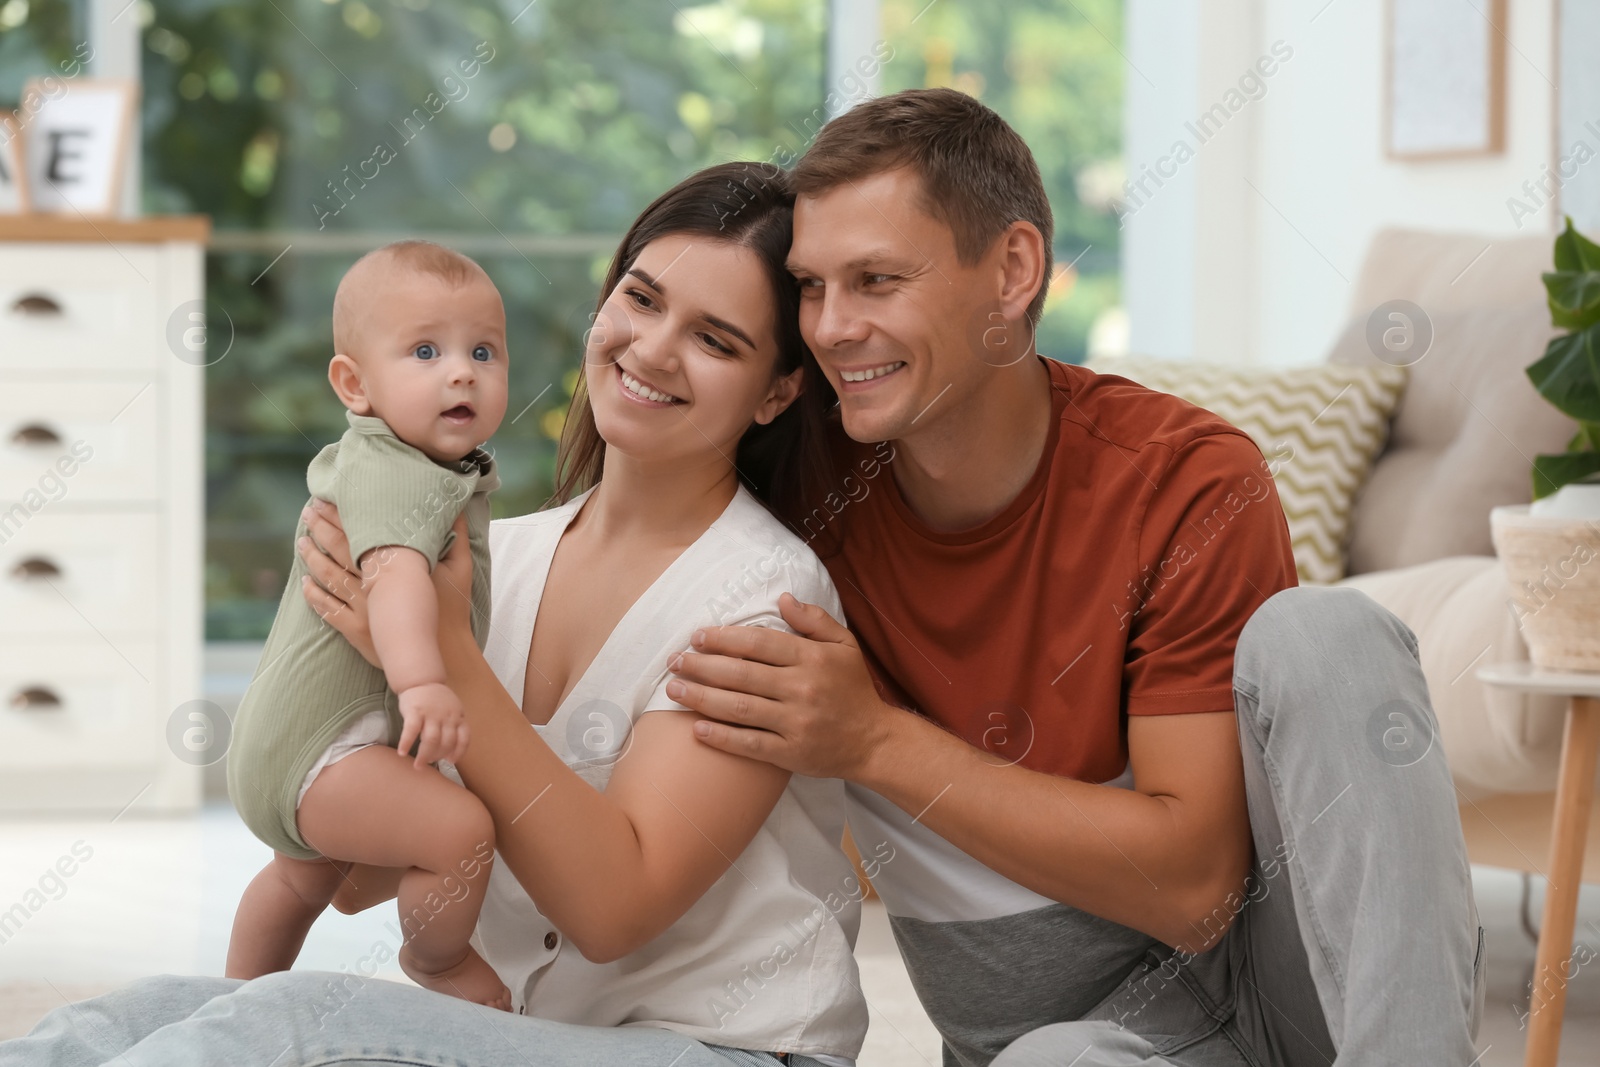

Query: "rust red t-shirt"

xmin=799 ymin=356 xmax=1299 ymax=785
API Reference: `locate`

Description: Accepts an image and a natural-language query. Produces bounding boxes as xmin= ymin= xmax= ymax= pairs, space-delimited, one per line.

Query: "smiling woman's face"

xmin=584 ymin=233 xmax=800 ymax=471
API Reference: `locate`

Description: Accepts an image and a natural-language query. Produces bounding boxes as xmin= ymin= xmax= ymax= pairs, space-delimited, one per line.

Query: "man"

xmin=665 ymin=88 xmax=1484 ymax=1066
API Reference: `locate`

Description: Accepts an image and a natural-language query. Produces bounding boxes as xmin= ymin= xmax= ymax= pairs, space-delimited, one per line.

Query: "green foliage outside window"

xmin=878 ymin=0 xmax=1125 ymax=364
xmin=0 ymin=0 xmax=1123 ymax=639
xmin=142 ymin=0 xmax=831 ymax=638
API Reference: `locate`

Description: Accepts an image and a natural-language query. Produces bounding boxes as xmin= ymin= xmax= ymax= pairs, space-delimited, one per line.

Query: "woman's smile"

xmin=616 ymin=364 xmax=684 ymax=407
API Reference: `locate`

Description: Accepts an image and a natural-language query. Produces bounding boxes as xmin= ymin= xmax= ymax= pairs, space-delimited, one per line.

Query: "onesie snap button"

xmin=544 ymin=931 xmax=558 ymax=950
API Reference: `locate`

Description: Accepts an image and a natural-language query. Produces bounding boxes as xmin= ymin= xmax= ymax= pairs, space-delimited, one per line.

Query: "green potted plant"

xmin=1490 ymin=216 xmax=1600 ymax=670
xmin=1528 ymin=216 xmax=1600 ymax=507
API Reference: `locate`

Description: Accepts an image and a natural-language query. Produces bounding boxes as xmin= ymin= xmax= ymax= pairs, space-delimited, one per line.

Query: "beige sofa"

xmin=1327 ymin=228 xmax=1595 ymax=877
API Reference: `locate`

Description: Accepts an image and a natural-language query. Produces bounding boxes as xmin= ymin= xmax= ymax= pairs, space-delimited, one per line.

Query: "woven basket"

xmin=1490 ymin=505 xmax=1600 ymax=671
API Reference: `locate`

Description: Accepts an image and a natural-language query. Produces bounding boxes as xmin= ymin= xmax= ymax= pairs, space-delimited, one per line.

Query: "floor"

xmin=1 ymin=804 xmax=1598 ymax=1065
xmin=0 ymin=802 xmax=944 ymax=1064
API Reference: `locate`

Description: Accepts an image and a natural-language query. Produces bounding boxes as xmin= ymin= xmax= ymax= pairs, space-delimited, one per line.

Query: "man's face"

xmin=788 ymin=167 xmax=1002 ymax=445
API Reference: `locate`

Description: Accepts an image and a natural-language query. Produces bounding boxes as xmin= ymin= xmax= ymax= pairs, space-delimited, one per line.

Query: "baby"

xmin=225 ymin=240 xmax=512 ymax=1009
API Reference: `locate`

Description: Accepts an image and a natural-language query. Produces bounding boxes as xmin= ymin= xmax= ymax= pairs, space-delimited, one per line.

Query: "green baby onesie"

xmin=227 ymin=410 xmax=498 ymax=860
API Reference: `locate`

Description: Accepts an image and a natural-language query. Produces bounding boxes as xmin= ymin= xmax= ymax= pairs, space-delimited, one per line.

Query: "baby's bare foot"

xmin=399 ymin=942 xmax=512 ymax=1011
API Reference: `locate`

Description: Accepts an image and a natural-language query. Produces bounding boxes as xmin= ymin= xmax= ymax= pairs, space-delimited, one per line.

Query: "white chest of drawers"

xmin=0 ymin=216 xmax=209 ymax=814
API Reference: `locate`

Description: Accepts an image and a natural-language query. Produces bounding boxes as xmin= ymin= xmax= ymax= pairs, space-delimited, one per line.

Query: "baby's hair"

xmin=332 ymin=239 xmax=492 ymax=354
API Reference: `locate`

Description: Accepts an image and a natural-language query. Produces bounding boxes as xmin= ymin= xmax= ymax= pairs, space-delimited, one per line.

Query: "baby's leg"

xmin=295 ymin=744 xmax=510 ymax=1010
xmin=226 ymin=850 xmax=351 ymax=979
xmin=331 ymin=862 xmax=406 ymax=915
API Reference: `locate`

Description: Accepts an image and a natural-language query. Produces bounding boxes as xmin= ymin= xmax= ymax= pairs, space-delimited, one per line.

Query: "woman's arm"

xmin=300 ymin=500 xmax=791 ymax=963
xmin=445 ymin=631 xmax=789 ymax=961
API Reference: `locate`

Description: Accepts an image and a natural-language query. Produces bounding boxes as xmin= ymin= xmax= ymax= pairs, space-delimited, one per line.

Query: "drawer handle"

xmin=12 ymin=557 xmax=62 ymax=580
xmin=10 ymin=686 xmax=63 ymax=711
xmin=10 ymin=423 xmax=63 ymax=447
xmin=10 ymin=293 xmax=63 ymax=316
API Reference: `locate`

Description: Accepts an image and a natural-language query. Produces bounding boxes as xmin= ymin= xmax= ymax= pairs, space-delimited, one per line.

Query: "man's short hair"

xmin=792 ymin=88 xmax=1054 ymax=326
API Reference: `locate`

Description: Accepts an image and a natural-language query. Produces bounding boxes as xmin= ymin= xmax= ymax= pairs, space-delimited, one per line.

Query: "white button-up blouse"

xmin=440 ymin=485 xmax=868 ymax=1065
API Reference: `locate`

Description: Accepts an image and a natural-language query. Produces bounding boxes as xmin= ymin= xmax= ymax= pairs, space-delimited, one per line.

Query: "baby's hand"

xmin=396 ymin=682 xmax=469 ymax=769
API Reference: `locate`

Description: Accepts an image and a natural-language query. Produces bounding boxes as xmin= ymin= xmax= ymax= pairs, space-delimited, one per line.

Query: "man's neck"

xmin=890 ymin=355 xmax=1054 ymax=533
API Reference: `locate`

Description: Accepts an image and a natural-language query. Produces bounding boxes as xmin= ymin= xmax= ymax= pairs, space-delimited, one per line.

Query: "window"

xmin=1 ymin=0 xmax=1123 ymax=640
xmin=877 ymin=0 xmax=1125 ymax=366
xmin=0 ymin=0 xmax=85 ymax=89
xmin=138 ymin=0 xmax=828 ymax=638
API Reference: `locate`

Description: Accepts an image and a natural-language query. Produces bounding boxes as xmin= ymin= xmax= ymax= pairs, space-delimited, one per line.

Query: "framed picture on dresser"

xmin=0 ymin=114 xmax=26 ymax=214
xmin=20 ymin=78 xmax=137 ymax=216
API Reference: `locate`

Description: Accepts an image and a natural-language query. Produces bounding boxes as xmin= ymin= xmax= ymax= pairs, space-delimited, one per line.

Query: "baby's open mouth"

xmin=441 ymin=404 xmax=475 ymax=424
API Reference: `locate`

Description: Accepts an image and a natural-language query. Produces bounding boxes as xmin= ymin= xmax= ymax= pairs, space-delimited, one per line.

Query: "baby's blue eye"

xmin=472 ymin=345 xmax=492 ymax=362
xmin=413 ymin=343 xmax=438 ymax=360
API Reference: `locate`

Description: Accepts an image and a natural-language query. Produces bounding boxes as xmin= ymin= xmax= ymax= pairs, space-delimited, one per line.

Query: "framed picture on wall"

xmin=0 ymin=113 xmax=27 ymax=214
xmin=1555 ymin=0 xmax=1600 ymax=231
xmin=1385 ymin=0 xmax=1507 ymax=160
xmin=21 ymin=78 xmax=137 ymax=216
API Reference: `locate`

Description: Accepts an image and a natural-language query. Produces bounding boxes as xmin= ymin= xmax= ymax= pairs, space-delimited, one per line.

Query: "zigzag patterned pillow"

xmin=1085 ymin=357 xmax=1408 ymax=584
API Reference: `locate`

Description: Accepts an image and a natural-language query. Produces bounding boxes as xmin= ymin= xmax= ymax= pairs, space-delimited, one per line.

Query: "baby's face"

xmin=341 ymin=270 xmax=509 ymax=463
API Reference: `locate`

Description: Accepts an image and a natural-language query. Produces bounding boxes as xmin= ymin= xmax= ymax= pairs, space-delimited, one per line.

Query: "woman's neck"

xmin=577 ymin=448 xmax=739 ymax=547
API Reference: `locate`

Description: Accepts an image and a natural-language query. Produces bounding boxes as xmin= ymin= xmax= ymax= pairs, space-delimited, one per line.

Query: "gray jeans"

xmin=0 ymin=970 xmax=833 ymax=1066
xmin=993 ymin=586 xmax=1486 ymax=1066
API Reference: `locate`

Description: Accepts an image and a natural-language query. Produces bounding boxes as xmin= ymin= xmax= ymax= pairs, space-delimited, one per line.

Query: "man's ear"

xmin=328 ymin=354 xmax=373 ymax=414
xmin=753 ymin=365 xmax=805 ymax=425
xmin=995 ymin=219 xmax=1048 ymax=326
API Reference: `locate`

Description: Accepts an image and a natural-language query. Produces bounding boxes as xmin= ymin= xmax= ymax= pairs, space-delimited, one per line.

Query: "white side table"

xmin=1478 ymin=663 xmax=1600 ymax=1067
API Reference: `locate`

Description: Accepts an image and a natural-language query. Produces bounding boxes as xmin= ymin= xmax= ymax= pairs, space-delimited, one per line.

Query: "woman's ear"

xmin=328 ymin=354 xmax=373 ymax=414
xmin=753 ymin=365 xmax=804 ymax=425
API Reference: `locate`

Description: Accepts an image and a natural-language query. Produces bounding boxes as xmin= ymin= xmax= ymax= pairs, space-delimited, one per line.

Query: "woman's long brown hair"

xmin=548 ymin=162 xmax=836 ymax=523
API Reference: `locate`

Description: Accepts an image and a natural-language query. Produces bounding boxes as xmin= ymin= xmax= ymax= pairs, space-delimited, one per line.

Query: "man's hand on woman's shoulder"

xmin=667 ymin=593 xmax=902 ymax=780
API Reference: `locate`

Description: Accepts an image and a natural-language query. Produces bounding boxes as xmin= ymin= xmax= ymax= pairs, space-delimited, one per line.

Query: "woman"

xmin=0 ymin=163 xmax=868 ymax=1067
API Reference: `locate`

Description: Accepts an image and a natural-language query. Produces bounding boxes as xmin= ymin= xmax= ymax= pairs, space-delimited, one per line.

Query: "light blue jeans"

xmin=0 ymin=970 xmax=833 ymax=1066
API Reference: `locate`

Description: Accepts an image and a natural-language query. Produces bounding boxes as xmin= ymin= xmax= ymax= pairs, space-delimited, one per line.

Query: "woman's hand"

xmin=298 ymin=499 xmax=473 ymax=660
xmin=298 ymin=499 xmax=379 ymax=667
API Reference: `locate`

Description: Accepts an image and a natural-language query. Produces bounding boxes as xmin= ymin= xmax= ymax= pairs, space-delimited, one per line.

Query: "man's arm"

xmin=858 ymin=701 xmax=1250 ymax=955
xmin=668 ymin=595 xmax=1253 ymax=955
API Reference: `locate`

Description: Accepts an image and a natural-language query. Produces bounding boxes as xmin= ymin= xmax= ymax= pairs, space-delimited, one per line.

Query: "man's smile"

xmin=836 ymin=360 xmax=907 ymax=390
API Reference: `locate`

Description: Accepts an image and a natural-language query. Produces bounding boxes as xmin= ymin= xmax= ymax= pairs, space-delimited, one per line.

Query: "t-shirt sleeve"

xmin=310 ymin=431 xmax=474 ymax=573
xmin=641 ymin=549 xmax=846 ymax=714
xmin=1124 ymin=431 xmax=1298 ymax=717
